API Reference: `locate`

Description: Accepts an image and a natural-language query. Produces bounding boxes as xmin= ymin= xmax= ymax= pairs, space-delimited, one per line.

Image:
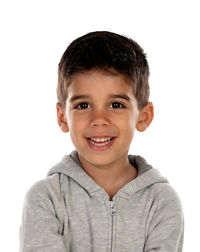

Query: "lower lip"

xmin=86 ymin=137 xmax=116 ymax=151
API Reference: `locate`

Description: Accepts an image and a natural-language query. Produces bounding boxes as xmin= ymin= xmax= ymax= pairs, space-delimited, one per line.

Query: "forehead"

xmin=67 ymin=69 xmax=133 ymax=95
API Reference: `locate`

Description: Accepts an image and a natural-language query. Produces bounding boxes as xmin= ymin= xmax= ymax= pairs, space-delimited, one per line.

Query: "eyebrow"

xmin=69 ymin=94 xmax=132 ymax=103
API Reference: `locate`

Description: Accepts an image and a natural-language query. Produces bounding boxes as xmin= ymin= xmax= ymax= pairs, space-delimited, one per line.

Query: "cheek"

xmin=123 ymin=112 xmax=137 ymax=128
xmin=120 ymin=113 xmax=138 ymax=138
xmin=67 ymin=112 xmax=88 ymax=138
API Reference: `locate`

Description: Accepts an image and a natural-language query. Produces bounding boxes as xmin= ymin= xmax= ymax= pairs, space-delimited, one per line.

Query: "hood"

xmin=47 ymin=150 xmax=168 ymax=197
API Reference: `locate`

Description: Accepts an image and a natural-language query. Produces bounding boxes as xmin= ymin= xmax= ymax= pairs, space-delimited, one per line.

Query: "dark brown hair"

xmin=57 ymin=31 xmax=150 ymax=110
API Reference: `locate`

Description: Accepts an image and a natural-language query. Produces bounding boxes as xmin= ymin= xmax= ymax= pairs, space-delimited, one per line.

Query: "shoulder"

xmin=24 ymin=173 xmax=65 ymax=208
xmin=154 ymin=182 xmax=183 ymax=208
xmin=152 ymin=182 xmax=184 ymax=222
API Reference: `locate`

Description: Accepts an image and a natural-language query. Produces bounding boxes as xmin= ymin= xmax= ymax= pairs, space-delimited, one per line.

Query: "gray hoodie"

xmin=19 ymin=150 xmax=184 ymax=252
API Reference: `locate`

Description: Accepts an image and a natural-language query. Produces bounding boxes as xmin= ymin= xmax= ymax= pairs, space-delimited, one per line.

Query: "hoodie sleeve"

xmin=144 ymin=183 xmax=184 ymax=252
xmin=19 ymin=179 xmax=70 ymax=252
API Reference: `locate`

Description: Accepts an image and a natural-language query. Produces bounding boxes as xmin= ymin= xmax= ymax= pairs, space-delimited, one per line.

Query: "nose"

xmin=90 ymin=109 xmax=110 ymax=127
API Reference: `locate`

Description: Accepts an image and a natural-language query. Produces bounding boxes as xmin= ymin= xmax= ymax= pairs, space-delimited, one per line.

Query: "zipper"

xmin=109 ymin=200 xmax=117 ymax=252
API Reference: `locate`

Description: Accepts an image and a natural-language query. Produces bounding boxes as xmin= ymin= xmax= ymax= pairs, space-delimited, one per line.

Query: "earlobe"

xmin=136 ymin=122 xmax=148 ymax=132
xmin=56 ymin=103 xmax=69 ymax=133
xmin=136 ymin=102 xmax=154 ymax=132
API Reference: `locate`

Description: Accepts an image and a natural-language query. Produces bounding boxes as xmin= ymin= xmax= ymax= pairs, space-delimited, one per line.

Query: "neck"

xmin=78 ymin=154 xmax=138 ymax=199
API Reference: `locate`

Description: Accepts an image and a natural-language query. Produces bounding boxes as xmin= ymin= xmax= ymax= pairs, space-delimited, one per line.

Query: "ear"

xmin=136 ymin=102 xmax=154 ymax=132
xmin=56 ymin=103 xmax=69 ymax=133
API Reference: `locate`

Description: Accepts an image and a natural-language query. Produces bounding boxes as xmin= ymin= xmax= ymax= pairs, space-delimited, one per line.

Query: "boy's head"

xmin=57 ymin=31 xmax=150 ymax=111
xmin=56 ymin=31 xmax=154 ymax=168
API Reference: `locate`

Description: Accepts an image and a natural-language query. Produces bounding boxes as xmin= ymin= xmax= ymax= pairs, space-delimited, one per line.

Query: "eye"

xmin=109 ymin=102 xmax=125 ymax=109
xmin=74 ymin=102 xmax=91 ymax=110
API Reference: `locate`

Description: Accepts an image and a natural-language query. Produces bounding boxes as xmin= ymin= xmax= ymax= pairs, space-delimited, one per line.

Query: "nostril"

xmin=91 ymin=121 xmax=109 ymax=127
xmin=90 ymin=113 xmax=110 ymax=127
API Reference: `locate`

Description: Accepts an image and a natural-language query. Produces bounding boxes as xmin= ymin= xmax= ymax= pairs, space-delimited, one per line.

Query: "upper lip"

xmin=87 ymin=136 xmax=116 ymax=138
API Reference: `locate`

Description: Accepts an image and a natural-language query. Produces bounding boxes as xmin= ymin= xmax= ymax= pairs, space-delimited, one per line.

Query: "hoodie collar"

xmin=47 ymin=150 xmax=168 ymax=198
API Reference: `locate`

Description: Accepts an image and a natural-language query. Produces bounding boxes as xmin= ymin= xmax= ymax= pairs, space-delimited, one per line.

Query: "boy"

xmin=19 ymin=31 xmax=184 ymax=252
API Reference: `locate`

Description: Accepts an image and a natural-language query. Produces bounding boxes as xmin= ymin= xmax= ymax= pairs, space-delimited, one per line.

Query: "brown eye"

xmin=74 ymin=103 xmax=91 ymax=109
xmin=110 ymin=102 xmax=125 ymax=109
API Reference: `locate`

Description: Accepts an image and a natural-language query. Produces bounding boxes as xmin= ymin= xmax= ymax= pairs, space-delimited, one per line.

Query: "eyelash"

xmin=74 ymin=102 xmax=126 ymax=110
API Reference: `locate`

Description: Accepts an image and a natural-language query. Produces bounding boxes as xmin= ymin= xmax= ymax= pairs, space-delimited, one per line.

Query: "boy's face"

xmin=57 ymin=69 xmax=153 ymax=169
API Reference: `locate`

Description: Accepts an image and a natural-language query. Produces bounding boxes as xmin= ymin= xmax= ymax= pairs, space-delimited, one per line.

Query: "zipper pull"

xmin=109 ymin=200 xmax=117 ymax=216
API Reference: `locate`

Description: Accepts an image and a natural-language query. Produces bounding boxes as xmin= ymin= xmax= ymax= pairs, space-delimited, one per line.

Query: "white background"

xmin=0 ymin=0 xmax=199 ymax=251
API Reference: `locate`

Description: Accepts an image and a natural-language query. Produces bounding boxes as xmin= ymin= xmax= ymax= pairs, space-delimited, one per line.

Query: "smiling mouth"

xmin=86 ymin=136 xmax=116 ymax=151
xmin=88 ymin=137 xmax=114 ymax=145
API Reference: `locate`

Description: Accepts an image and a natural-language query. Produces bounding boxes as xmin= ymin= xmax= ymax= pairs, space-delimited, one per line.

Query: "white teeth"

xmin=90 ymin=137 xmax=112 ymax=142
xmin=89 ymin=138 xmax=112 ymax=146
